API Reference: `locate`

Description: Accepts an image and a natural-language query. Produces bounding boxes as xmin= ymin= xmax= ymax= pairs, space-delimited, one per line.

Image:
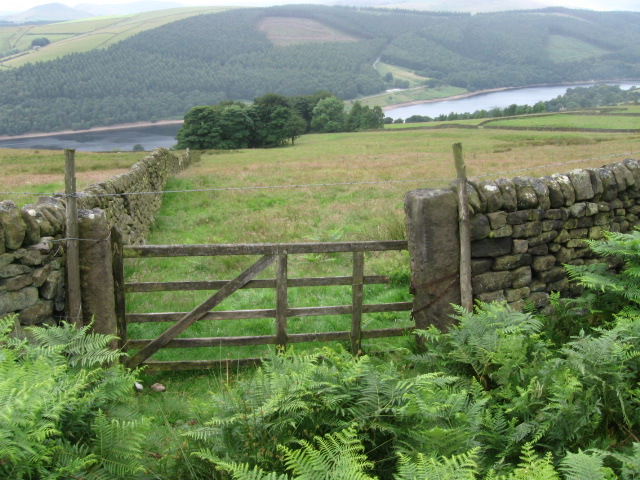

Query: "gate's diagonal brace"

xmin=126 ymin=254 xmax=277 ymax=369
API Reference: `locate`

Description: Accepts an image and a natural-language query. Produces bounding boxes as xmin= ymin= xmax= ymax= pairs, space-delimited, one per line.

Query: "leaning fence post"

xmin=453 ymin=143 xmax=473 ymax=312
xmin=64 ymin=148 xmax=82 ymax=327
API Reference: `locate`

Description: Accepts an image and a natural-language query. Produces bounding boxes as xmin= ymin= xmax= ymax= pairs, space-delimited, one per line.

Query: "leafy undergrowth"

xmin=8 ymin=229 xmax=640 ymax=479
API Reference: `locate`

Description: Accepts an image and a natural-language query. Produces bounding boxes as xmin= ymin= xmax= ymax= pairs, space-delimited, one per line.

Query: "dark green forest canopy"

xmin=0 ymin=5 xmax=639 ymax=136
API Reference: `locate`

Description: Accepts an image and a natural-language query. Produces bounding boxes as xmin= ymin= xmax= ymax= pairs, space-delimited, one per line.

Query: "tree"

xmin=132 ymin=143 xmax=144 ymax=151
xmin=252 ymin=93 xmax=295 ymax=147
xmin=285 ymin=113 xmax=308 ymax=145
xmin=30 ymin=37 xmax=50 ymax=48
xmin=311 ymin=96 xmax=345 ymax=133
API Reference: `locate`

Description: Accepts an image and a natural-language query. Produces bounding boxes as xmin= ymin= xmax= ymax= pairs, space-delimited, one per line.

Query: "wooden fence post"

xmin=64 ymin=149 xmax=82 ymax=326
xmin=275 ymin=253 xmax=288 ymax=349
xmin=350 ymin=251 xmax=364 ymax=355
xmin=111 ymin=227 xmax=127 ymax=350
xmin=453 ymin=143 xmax=473 ymax=312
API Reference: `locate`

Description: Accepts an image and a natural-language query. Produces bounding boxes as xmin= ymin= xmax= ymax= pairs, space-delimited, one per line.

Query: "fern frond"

xmin=282 ymin=427 xmax=375 ymax=480
xmin=394 ymin=448 xmax=479 ymax=480
xmin=559 ymin=450 xmax=606 ymax=480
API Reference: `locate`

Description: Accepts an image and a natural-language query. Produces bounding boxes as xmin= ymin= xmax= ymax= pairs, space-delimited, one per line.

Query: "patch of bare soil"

xmin=258 ymin=17 xmax=359 ymax=45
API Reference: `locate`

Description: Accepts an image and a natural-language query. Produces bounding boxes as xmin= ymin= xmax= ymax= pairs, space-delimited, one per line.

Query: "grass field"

xmin=1 ymin=117 xmax=639 ymax=364
xmin=121 ymin=124 xmax=640 ymax=363
xmin=351 ymin=84 xmax=468 ymax=109
xmin=484 ymin=112 xmax=640 ymax=130
xmin=0 ymin=7 xmax=228 ymax=67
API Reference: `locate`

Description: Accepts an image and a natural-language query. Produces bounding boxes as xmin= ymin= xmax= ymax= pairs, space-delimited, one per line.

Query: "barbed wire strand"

xmin=0 ymin=149 xmax=638 ymax=199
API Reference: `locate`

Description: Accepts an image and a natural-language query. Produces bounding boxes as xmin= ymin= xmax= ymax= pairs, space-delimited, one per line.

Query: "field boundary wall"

xmin=0 ymin=148 xmax=192 ymax=328
xmin=405 ymin=158 xmax=640 ymax=329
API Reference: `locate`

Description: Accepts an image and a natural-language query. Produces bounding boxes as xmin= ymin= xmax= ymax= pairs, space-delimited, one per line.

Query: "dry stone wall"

xmin=0 ymin=148 xmax=191 ymax=327
xmin=467 ymin=158 xmax=640 ymax=311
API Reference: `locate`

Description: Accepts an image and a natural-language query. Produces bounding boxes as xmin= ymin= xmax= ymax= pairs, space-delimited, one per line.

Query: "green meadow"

xmin=1 ymin=114 xmax=639 ymax=364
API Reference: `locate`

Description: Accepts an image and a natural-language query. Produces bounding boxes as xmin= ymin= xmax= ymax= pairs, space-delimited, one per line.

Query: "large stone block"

xmin=472 ymin=271 xmax=512 ymax=294
xmin=0 ymin=287 xmax=38 ymax=315
xmin=471 ymin=237 xmax=512 ymax=258
xmin=551 ymin=174 xmax=576 ymax=206
xmin=496 ymin=178 xmax=517 ymax=211
xmin=512 ymin=221 xmax=543 ymax=238
xmin=493 ymin=254 xmax=532 ymax=271
xmin=0 ymin=201 xmax=26 ymax=250
xmin=514 ymin=177 xmax=539 ymax=209
xmin=405 ymin=189 xmax=461 ymax=331
xmin=568 ymin=169 xmax=594 ymax=201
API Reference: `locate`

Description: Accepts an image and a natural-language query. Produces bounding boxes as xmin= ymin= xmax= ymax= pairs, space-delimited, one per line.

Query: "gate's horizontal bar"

xmin=126 ymin=301 xmax=413 ymax=323
xmin=126 ymin=326 xmax=413 ymax=349
xmin=123 ymin=240 xmax=408 ymax=257
xmin=126 ymin=275 xmax=391 ymax=292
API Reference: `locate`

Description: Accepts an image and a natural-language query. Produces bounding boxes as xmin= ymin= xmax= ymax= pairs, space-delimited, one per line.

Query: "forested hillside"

xmin=0 ymin=5 xmax=639 ymax=136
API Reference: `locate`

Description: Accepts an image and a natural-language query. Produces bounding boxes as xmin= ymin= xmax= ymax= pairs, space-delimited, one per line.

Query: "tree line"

xmin=176 ymin=92 xmax=385 ymax=149
xmin=0 ymin=5 xmax=639 ymax=135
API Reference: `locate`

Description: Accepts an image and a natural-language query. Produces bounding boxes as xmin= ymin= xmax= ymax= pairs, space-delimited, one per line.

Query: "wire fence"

xmin=1 ymin=150 xmax=639 ymax=200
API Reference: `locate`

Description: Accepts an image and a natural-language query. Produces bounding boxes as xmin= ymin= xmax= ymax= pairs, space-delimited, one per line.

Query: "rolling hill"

xmin=0 ymin=5 xmax=639 ymax=136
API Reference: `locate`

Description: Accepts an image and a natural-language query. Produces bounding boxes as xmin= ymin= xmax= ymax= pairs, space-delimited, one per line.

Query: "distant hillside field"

xmin=0 ymin=5 xmax=639 ymax=136
xmin=0 ymin=6 xmax=228 ymax=66
xmin=258 ymin=17 xmax=359 ymax=45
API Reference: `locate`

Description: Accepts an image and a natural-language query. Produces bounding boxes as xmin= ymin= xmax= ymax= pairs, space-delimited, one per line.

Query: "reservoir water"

xmin=384 ymin=82 xmax=639 ymax=120
xmin=0 ymin=82 xmax=637 ymax=152
xmin=0 ymin=123 xmax=181 ymax=152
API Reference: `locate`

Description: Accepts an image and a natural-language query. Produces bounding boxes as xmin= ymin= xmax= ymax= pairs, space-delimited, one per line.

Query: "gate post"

xmin=404 ymin=188 xmax=461 ymax=333
xmin=78 ymin=208 xmax=117 ymax=346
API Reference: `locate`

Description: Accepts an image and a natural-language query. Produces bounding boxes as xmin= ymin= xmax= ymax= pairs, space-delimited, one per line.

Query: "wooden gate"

xmin=112 ymin=234 xmax=412 ymax=371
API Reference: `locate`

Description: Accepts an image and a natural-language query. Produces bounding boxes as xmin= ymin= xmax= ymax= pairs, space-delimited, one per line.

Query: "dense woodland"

xmin=0 ymin=5 xmax=639 ymax=135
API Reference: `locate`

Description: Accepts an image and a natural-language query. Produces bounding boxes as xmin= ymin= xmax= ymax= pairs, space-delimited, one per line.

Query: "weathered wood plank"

xmin=125 ymin=275 xmax=390 ymax=292
xmin=124 ymin=240 xmax=407 ymax=258
xmin=275 ymin=254 xmax=288 ymax=347
xmin=125 ymin=254 xmax=276 ymax=369
xmin=126 ymin=301 xmax=414 ymax=323
xmin=127 ymin=326 xmax=413 ymax=349
xmin=350 ymin=251 xmax=364 ymax=355
xmin=111 ymin=227 xmax=127 ymax=350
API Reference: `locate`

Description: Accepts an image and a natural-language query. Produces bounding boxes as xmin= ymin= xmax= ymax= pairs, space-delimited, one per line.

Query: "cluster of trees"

xmin=176 ymin=92 xmax=384 ymax=150
xmin=392 ymin=84 xmax=639 ymax=124
xmin=0 ymin=5 xmax=639 ymax=135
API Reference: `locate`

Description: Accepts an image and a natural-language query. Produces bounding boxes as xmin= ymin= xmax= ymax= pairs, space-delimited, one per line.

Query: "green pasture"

xmin=0 ymin=7 xmax=228 ymax=66
xmin=351 ymin=84 xmax=467 ymax=109
xmin=484 ymin=112 xmax=640 ymax=130
xmin=121 ymin=126 xmax=639 ymax=363
xmin=2 ymin=122 xmax=639 ymax=363
xmin=374 ymin=61 xmax=428 ymax=87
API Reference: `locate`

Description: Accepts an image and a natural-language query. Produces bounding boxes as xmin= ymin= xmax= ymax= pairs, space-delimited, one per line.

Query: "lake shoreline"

xmin=1 ymin=80 xmax=637 ymax=141
xmin=0 ymin=119 xmax=185 ymax=141
xmin=380 ymin=80 xmax=640 ymax=111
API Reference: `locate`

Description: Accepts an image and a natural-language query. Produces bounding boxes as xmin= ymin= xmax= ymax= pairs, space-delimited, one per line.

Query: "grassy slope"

xmin=0 ymin=7 xmax=229 ymax=68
